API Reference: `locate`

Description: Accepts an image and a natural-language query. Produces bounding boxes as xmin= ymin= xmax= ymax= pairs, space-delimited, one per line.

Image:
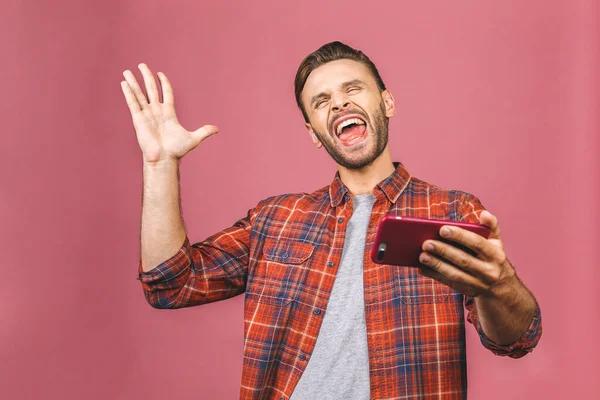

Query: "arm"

xmin=137 ymin=156 xmax=255 ymax=309
xmin=418 ymin=193 xmax=542 ymax=357
xmin=140 ymin=158 xmax=186 ymax=272
xmin=470 ymin=259 xmax=537 ymax=346
xmin=137 ymin=206 xmax=255 ymax=309
xmin=464 ymin=279 xmax=542 ymax=357
xmin=121 ymin=61 xmax=219 ymax=271
xmin=121 ymin=63 xmax=239 ymax=307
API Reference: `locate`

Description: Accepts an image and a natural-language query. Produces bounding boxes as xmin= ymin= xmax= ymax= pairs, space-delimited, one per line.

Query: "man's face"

xmin=301 ymin=59 xmax=395 ymax=170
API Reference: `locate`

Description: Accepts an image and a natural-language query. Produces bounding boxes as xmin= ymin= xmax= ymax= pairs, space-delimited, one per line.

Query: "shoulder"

xmin=404 ymin=176 xmax=484 ymax=221
xmin=406 ymin=175 xmax=478 ymax=201
xmin=252 ymin=185 xmax=329 ymax=214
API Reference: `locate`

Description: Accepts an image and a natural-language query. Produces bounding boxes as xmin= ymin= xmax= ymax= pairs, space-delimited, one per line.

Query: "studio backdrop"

xmin=1 ymin=0 xmax=597 ymax=399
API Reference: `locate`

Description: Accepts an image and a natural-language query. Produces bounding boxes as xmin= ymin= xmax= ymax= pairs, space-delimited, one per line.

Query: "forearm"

xmin=140 ymin=158 xmax=187 ymax=272
xmin=474 ymin=274 xmax=538 ymax=345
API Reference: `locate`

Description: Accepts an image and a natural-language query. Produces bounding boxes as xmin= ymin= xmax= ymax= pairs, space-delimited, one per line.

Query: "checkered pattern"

xmin=138 ymin=162 xmax=542 ymax=399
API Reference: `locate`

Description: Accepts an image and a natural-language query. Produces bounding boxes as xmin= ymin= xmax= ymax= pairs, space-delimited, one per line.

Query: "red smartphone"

xmin=371 ymin=215 xmax=491 ymax=267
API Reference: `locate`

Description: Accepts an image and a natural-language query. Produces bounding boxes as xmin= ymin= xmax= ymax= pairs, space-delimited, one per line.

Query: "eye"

xmin=315 ymin=100 xmax=326 ymax=108
xmin=348 ymin=87 xmax=361 ymax=93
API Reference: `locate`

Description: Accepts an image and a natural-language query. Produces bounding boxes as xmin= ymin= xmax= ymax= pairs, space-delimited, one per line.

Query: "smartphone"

xmin=371 ymin=215 xmax=491 ymax=267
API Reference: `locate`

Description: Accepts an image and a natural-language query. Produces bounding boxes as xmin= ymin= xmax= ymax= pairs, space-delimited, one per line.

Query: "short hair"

xmin=294 ymin=41 xmax=387 ymax=122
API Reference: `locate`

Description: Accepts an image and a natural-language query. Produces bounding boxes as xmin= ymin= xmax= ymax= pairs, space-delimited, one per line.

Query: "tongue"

xmin=338 ymin=124 xmax=366 ymax=142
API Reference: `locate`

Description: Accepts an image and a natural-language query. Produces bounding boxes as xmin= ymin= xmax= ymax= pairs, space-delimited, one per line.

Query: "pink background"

xmin=1 ymin=0 xmax=597 ymax=399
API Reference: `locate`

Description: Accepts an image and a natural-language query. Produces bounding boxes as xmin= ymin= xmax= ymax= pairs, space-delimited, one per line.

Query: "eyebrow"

xmin=309 ymin=79 xmax=366 ymax=107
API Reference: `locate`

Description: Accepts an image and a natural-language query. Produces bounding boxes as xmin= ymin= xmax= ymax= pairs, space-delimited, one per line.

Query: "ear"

xmin=382 ymin=89 xmax=396 ymax=118
xmin=305 ymin=122 xmax=323 ymax=148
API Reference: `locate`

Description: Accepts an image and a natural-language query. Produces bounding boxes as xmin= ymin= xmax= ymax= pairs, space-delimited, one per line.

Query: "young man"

xmin=121 ymin=42 xmax=542 ymax=400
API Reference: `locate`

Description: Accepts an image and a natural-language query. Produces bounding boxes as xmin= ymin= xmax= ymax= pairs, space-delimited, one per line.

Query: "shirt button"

xmin=313 ymin=308 xmax=321 ymax=315
xmin=338 ymin=217 xmax=344 ymax=223
xmin=344 ymin=194 xmax=350 ymax=201
xmin=299 ymin=354 xmax=306 ymax=361
xmin=280 ymin=251 xmax=288 ymax=259
xmin=326 ymin=261 xmax=334 ymax=268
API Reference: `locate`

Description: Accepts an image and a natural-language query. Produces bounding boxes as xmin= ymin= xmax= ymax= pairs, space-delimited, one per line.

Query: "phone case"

xmin=370 ymin=215 xmax=491 ymax=267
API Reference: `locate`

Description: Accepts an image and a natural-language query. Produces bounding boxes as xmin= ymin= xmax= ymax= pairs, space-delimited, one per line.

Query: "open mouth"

xmin=334 ymin=116 xmax=368 ymax=146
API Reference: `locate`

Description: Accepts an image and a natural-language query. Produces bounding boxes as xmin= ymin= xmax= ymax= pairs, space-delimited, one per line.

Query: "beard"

xmin=311 ymin=100 xmax=389 ymax=170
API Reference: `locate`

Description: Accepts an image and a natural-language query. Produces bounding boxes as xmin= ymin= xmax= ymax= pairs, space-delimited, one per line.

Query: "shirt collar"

xmin=328 ymin=161 xmax=412 ymax=207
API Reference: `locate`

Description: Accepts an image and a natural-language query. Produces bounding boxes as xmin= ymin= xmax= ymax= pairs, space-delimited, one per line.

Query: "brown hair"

xmin=294 ymin=41 xmax=387 ymax=122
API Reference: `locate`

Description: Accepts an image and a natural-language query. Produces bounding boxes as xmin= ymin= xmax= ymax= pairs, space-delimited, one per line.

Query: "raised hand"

xmin=121 ymin=63 xmax=218 ymax=164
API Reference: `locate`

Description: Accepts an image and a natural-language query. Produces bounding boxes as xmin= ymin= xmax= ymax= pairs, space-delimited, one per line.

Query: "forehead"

xmin=302 ymin=59 xmax=376 ymax=99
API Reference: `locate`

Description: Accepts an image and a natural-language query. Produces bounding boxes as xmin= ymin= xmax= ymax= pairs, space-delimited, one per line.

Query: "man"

xmin=121 ymin=41 xmax=542 ymax=399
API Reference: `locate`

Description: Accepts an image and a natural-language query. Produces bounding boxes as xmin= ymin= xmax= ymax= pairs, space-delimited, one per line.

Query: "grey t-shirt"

xmin=290 ymin=193 xmax=376 ymax=400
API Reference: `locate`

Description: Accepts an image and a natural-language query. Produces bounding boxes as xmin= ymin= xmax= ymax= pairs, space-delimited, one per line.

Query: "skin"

xmin=121 ymin=59 xmax=537 ymax=345
xmin=121 ymin=63 xmax=218 ymax=271
xmin=301 ymin=60 xmax=397 ymax=194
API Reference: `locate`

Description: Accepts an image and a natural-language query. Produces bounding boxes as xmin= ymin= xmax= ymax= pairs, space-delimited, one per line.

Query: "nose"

xmin=331 ymin=93 xmax=350 ymax=112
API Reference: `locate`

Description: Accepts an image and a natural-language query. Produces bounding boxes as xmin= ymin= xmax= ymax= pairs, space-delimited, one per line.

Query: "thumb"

xmin=190 ymin=124 xmax=219 ymax=145
xmin=479 ymin=210 xmax=501 ymax=239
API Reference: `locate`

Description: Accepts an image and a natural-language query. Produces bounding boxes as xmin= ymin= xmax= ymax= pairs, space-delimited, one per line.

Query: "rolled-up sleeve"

xmin=458 ymin=192 xmax=543 ymax=357
xmin=137 ymin=206 xmax=257 ymax=309
xmin=464 ymin=295 xmax=542 ymax=358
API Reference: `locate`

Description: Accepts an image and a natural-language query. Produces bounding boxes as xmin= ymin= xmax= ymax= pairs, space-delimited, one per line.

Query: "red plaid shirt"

xmin=137 ymin=162 xmax=542 ymax=399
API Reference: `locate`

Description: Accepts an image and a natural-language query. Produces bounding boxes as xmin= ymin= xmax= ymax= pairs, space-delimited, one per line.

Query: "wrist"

xmin=475 ymin=272 xmax=527 ymax=311
xmin=143 ymin=157 xmax=180 ymax=169
xmin=478 ymin=258 xmax=518 ymax=298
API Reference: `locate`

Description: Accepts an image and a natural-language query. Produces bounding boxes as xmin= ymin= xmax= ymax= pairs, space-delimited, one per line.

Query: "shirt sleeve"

xmin=458 ymin=192 xmax=543 ymax=358
xmin=136 ymin=205 xmax=258 ymax=309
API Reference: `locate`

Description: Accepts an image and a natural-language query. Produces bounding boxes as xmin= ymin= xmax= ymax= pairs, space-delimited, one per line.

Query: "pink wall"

xmin=2 ymin=0 xmax=597 ymax=398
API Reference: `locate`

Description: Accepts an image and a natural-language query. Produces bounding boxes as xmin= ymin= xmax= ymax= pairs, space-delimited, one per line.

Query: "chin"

xmin=340 ymin=142 xmax=387 ymax=170
xmin=337 ymin=153 xmax=379 ymax=170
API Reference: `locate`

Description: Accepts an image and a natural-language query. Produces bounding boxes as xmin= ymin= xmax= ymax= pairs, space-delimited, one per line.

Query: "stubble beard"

xmin=312 ymin=101 xmax=389 ymax=170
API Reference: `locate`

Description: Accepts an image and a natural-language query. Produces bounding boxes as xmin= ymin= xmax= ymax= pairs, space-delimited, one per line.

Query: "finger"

xmin=418 ymin=267 xmax=480 ymax=298
xmin=423 ymin=240 xmax=498 ymax=284
xmin=418 ymin=267 xmax=453 ymax=287
xmin=419 ymin=252 xmax=489 ymax=293
xmin=123 ymin=69 xmax=148 ymax=109
xmin=157 ymin=72 xmax=174 ymax=105
xmin=439 ymin=225 xmax=497 ymax=260
xmin=121 ymin=81 xmax=141 ymax=114
xmin=190 ymin=124 xmax=219 ymax=144
xmin=480 ymin=210 xmax=501 ymax=239
xmin=138 ymin=63 xmax=160 ymax=104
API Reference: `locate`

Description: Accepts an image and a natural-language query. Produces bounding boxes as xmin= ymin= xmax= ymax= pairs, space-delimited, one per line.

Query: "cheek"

xmin=312 ymin=112 xmax=330 ymax=133
xmin=368 ymin=98 xmax=383 ymax=113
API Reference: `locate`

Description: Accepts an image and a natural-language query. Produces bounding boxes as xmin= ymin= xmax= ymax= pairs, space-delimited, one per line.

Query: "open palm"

xmin=121 ymin=63 xmax=218 ymax=163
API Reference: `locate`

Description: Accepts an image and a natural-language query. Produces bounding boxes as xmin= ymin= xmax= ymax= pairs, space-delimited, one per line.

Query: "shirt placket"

xmin=364 ymin=194 xmax=392 ymax=398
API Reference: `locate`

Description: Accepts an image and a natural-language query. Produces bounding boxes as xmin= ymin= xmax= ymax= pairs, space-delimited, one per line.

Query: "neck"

xmin=337 ymin=146 xmax=395 ymax=195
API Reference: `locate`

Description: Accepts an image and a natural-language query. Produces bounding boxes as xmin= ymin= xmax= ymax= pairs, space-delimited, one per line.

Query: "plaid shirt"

xmin=137 ymin=162 xmax=542 ymax=399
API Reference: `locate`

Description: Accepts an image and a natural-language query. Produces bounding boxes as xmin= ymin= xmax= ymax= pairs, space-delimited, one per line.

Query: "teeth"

xmin=336 ymin=118 xmax=365 ymax=135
